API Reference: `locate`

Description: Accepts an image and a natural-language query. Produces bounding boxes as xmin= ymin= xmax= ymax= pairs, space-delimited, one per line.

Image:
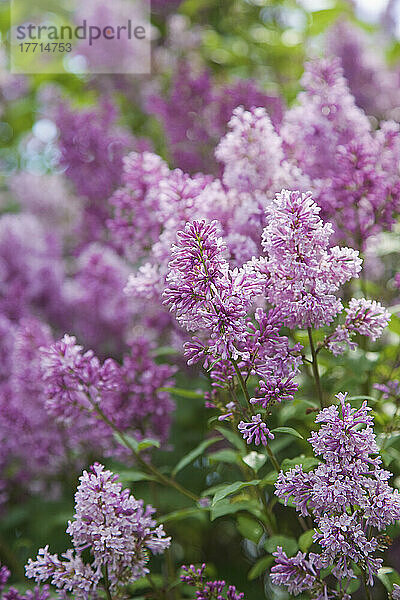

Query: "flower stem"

xmin=90 ymin=399 xmax=200 ymax=503
xmin=230 ymin=357 xmax=251 ymax=404
xmin=362 ymin=571 xmax=372 ymax=600
xmin=265 ymin=442 xmax=280 ymax=472
xmin=102 ymin=565 xmax=113 ymax=600
xmin=307 ymin=327 xmax=325 ymax=409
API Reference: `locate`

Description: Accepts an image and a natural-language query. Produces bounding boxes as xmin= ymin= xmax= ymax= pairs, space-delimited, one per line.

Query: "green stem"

xmin=265 ymin=443 xmax=281 ymax=472
xmin=103 ymin=565 xmax=113 ymax=600
xmin=362 ymin=571 xmax=372 ymax=600
xmin=307 ymin=327 xmax=325 ymax=409
xmin=90 ymin=400 xmax=199 ymax=503
xmin=230 ymin=357 xmax=251 ymax=404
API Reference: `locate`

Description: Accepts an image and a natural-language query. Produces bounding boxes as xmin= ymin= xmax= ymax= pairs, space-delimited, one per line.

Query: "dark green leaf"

xmin=248 ymin=556 xmax=274 ymax=580
xmin=271 ymin=427 xmax=304 ymax=440
xmin=264 ymin=535 xmax=298 ymax=556
xmin=172 ymin=436 xmax=220 ymax=476
xmin=212 ymin=479 xmax=261 ymax=505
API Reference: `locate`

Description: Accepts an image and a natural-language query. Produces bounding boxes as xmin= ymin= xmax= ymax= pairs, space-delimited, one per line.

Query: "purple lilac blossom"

xmin=0 ymin=213 xmax=65 ymax=323
xmin=26 ymin=463 xmax=170 ymax=597
xmin=326 ymin=298 xmax=390 ymax=355
xmin=40 ymin=333 xmax=175 ymax=454
xmin=181 ymin=564 xmax=244 ymax=600
xmin=248 ymin=189 xmax=362 ymax=329
xmin=148 ymin=60 xmax=282 ymax=174
xmin=327 ymin=20 xmax=400 ymax=119
xmin=393 ymin=583 xmax=400 ymax=599
xmin=374 ymin=380 xmax=400 ymax=400
xmin=56 ymin=99 xmax=132 ymax=243
xmin=238 ymin=414 xmax=274 ymax=446
xmin=274 ymin=392 xmax=400 ymax=590
xmin=281 ymin=58 xmax=400 ymax=248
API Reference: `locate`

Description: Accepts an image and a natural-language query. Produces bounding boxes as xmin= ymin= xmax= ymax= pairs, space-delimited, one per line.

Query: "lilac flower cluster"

xmin=40 ymin=333 xmax=175 ymax=453
xmin=281 ymin=58 xmax=400 ymax=248
xmin=148 ymin=60 xmax=282 ymax=174
xmin=273 ymin=393 xmax=400 ymax=594
xmin=181 ymin=564 xmax=244 ymax=600
xmin=26 ymin=463 xmax=170 ymax=597
xmin=0 ymin=563 xmax=50 ymax=600
xmin=326 ymin=298 xmax=390 ymax=355
xmin=250 ymin=189 xmax=362 ymax=329
xmin=55 ymin=99 xmax=133 ymax=242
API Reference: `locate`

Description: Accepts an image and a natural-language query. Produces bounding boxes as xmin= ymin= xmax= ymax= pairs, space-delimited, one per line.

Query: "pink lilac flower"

xmin=327 ymin=19 xmax=400 ymax=119
xmin=107 ymin=151 xmax=169 ymax=261
xmin=0 ymin=213 xmax=65 ymax=323
xmin=274 ymin=393 xmax=400 ymax=589
xmin=26 ymin=464 xmax=170 ymax=597
xmin=374 ymin=380 xmax=400 ymax=400
xmin=163 ymin=219 xmax=264 ymax=360
xmin=66 ymin=243 xmax=132 ymax=354
xmin=40 ymin=333 xmax=175 ymax=454
xmin=55 ymin=99 xmax=132 ymax=243
xmin=249 ymin=189 xmax=362 ymax=329
xmin=238 ymin=414 xmax=274 ymax=446
xmin=326 ymin=298 xmax=390 ymax=355
xmin=181 ymin=564 xmax=244 ymax=600
xmin=148 ymin=60 xmax=282 ymax=174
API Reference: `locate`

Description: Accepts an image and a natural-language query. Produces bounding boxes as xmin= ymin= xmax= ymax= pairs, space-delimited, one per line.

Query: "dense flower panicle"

xmin=250 ymin=190 xmax=361 ymax=328
xmin=215 ymin=106 xmax=284 ymax=193
xmin=148 ymin=60 xmax=282 ymax=174
xmin=271 ymin=547 xmax=320 ymax=596
xmin=327 ymin=20 xmax=400 ymax=119
xmin=40 ymin=334 xmax=175 ymax=452
xmin=326 ymin=298 xmax=390 ymax=355
xmin=56 ymin=99 xmax=132 ymax=202
xmin=0 ymin=214 xmax=65 ymax=323
xmin=238 ymin=413 xmax=274 ymax=446
xmin=26 ymin=464 xmax=170 ymax=597
xmin=251 ymin=375 xmax=298 ymax=409
xmin=274 ymin=393 xmax=400 ymax=590
xmin=181 ymin=564 xmax=244 ymax=600
xmin=282 ymin=57 xmax=370 ymax=179
xmin=108 ymin=151 xmax=169 ymax=261
xmin=66 ymin=243 xmax=132 ymax=353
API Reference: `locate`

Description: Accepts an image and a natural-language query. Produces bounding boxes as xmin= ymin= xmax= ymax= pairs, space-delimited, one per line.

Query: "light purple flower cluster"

xmin=393 ymin=583 xmax=400 ymax=599
xmin=249 ymin=189 xmax=362 ymax=328
xmin=26 ymin=463 xmax=171 ymax=598
xmin=273 ymin=393 xmax=400 ymax=593
xmin=148 ymin=60 xmax=282 ymax=174
xmin=181 ymin=564 xmax=244 ymax=600
xmin=55 ymin=99 xmax=133 ymax=243
xmin=40 ymin=333 xmax=175 ymax=453
xmin=281 ymin=58 xmax=400 ymax=248
xmin=238 ymin=414 xmax=274 ymax=446
xmin=326 ymin=298 xmax=390 ymax=355
xmin=327 ymin=19 xmax=400 ymax=119
xmin=0 ymin=562 xmax=50 ymax=600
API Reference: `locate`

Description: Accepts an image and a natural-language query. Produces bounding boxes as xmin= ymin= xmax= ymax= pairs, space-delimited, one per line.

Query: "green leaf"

xmin=264 ymin=535 xmax=298 ymax=557
xmin=208 ymin=449 xmax=240 ymax=464
xmin=242 ymin=451 xmax=267 ymax=472
xmin=271 ymin=427 xmax=304 ymax=440
xmin=116 ymin=470 xmax=158 ymax=483
xmin=172 ymin=436 xmax=220 ymax=476
xmin=236 ymin=515 xmax=263 ymax=544
xmin=377 ymin=566 xmax=400 ymax=591
xmin=137 ymin=438 xmax=161 ymax=452
xmin=281 ymin=456 xmax=320 ymax=472
xmin=248 ymin=555 xmax=274 ymax=580
xmin=159 ymin=507 xmax=208 ymax=524
xmin=215 ymin=425 xmax=245 ymax=451
xmin=158 ymin=387 xmax=205 ymax=399
xmin=113 ymin=432 xmax=139 ymax=452
xmin=298 ymin=529 xmax=314 ymax=552
xmin=212 ymin=480 xmax=261 ymax=505
xmin=150 ymin=346 xmax=178 ymax=357
xmin=210 ymin=500 xmax=260 ymax=521
xmin=260 ymin=472 xmax=278 ymax=486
